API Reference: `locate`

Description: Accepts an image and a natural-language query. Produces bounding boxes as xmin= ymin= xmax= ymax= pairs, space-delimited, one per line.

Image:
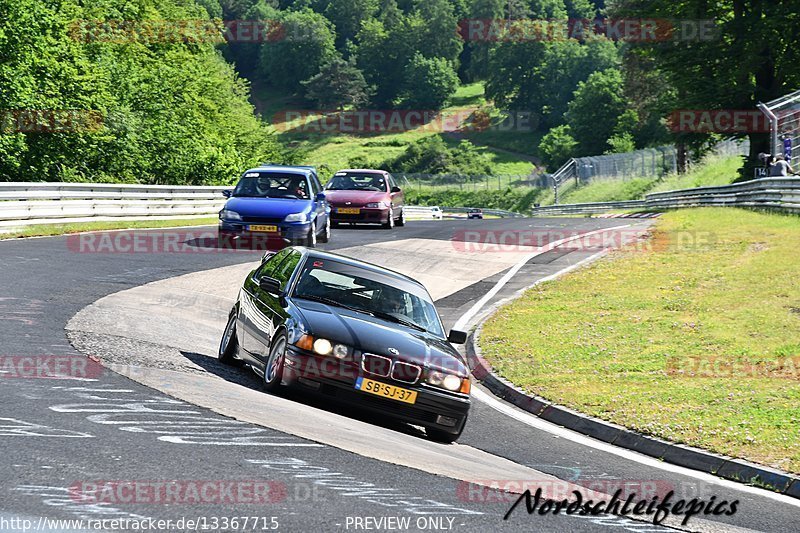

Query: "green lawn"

xmin=479 ymin=208 xmax=800 ymax=474
xmin=0 ymin=217 xmax=219 ymax=240
xmin=649 ymin=155 xmax=743 ymax=193
xmin=264 ymin=82 xmax=537 ymax=180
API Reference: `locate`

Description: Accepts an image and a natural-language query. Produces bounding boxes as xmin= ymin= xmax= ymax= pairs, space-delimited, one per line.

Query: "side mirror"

xmin=447 ymin=329 xmax=467 ymax=344
xmin=391 ymin=186 xmax=401 ymax=193
xmin=316 ymin=192 xmax=326 ymax=201
xmin=259 ymin=276 xmax=282 ymax=295
xmin=222 ymin=190 xmax=232 ymax=198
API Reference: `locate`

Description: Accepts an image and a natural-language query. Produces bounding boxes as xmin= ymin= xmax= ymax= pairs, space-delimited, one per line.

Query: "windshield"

xmin=233 ymin=172 xmax=310 ymax=199
xmin=292 ymin=258 xmax=444 ymax=338
xmin=325 ymin=173 xmax=387 ymax=192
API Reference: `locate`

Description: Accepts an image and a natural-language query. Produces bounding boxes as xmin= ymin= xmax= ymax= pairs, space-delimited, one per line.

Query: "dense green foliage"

xmin=406 ymin=187 xmax=542 ymax=211
xmin=612 ymin=0 xmax=800 ymax=178
xmin=382 ymin=137 xmax=492 ymax=175
xmin=0 ymin=0 xmax=283 ymax=184
xmin=6 ymin=0 xmax=800 ymax=183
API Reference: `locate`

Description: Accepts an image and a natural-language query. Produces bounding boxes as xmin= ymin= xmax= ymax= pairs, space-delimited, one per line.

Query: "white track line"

xmin=453 ymin=224 xmax=632 ymax=331
xmin=460 ymin=226 xmax=800 ymax=507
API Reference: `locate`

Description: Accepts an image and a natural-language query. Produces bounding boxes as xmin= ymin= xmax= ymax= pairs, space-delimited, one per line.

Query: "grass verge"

xmin=479 ymin=208 xmax=800 ymax=473
xmin=0 ymin=217 xmax=219 ymax=240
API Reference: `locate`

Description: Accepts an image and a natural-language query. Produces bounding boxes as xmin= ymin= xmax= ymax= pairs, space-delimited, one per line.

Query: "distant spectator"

xmin=769 ymin=154 xmax=799 ymax=176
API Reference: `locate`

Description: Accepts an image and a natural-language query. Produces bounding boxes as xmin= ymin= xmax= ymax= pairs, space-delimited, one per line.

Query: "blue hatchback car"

xmin=218 ymin=165 xmax=331 ymax=247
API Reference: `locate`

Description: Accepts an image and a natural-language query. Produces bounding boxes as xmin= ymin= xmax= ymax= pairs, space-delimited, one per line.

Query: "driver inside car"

xmin=379 ymin=288 xmax=407 ymax=316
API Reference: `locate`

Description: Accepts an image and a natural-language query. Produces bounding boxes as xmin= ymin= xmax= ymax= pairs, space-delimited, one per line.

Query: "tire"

xmin=305 ymin=221 xmax=317 ymax=248
xmin=382 ymin=210 xmax=394 ymax=229
xmin=218 ymin=313 xmax=239 ymax=365
xmin=262 ymin=332 xmax=287 ymax=392
xmin=395 ymin=207 xmax=405 ymax=227
xmin=426 ymin=426 xmax=462 ymax=444
xmin=318 ymin=216 xmax=330 ymax=243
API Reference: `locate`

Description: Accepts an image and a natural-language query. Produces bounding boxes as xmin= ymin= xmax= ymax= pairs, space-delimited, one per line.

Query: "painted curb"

xmin=466 ymin=328 xmax=800 ymax=499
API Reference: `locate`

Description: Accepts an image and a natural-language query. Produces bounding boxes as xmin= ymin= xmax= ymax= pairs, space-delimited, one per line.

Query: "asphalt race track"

xmin=2 ymin=218 xmax=799 ymax=532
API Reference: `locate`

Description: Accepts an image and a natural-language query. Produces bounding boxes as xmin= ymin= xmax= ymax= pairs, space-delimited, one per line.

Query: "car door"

xmin=387 ymin=174 xmax=404 ymax=217
xmin=238 ymin=249 xmax=291 ymax=360
xmin=249 ymin=249 xmax=302 ymax=366
xmin=309 ymin=173 xmax=328 ymax=231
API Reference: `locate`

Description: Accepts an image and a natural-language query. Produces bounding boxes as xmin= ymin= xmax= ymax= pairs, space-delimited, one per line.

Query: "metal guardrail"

xmin=530 ymin=177 xmax=800 ymax=216
xmin=529 ymin=200 xmax=646 ymax=216
xmin=0 ymin=183 xmax=523 ymax=224
xmin=0 ymin=183 xmax=229 ymax=222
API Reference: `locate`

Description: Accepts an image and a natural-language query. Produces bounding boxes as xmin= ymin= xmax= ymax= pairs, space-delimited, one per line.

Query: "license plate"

xmin=248 ymin=225 xmax=278 ymax=232
xmin=355 ymin=377 xmax=417 ymax=404
xmin=337 ymin=207 xmax=361 ymax=214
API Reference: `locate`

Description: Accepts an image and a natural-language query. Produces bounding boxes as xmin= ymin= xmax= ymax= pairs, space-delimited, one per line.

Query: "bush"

xmin=383 ymin=137 xmax=491 ymax=175
xmin=398 ymin=53 xmax=459 ymax=110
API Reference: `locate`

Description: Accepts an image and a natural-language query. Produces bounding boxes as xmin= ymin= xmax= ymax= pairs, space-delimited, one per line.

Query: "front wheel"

xmin=262 ymin=332 xmax=287 ymax=392
xmin=304 ymin=221 xmax=317 ymax=248
xmin=395 ymin=207 xmax=405 ymax=227
xmin=318 ymin=216 xmax=330 ymax=243
xmin=382 ymin=210 xmax=395 ymax=229
xmin=218 ymin=313 xmax=239 ymax=365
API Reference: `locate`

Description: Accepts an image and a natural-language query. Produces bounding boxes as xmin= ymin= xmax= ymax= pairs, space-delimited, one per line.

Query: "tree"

xmin=320 ymin=0 xmax=379 ymax=49
xmin=0 ymin=0 xmax=283 ymax=184
xmin=538 ymin=124 xmax=578 ymax=170
xmin=411 ymin=0 xmax=463 ymax=63
xmin=259 ymin=9 xmax=337 ymax=94
xmin=302 ymin=56 xmax=371 ymax=109
xmin=611 ymin=0 xmax=800 ymax=177
xmin=566 ymin=68 xmax=629 ymax=155
xmin=354 ymin=15 xmax=419 ymax=106
xmin=399 ymin=53 xmax=459 ymax=110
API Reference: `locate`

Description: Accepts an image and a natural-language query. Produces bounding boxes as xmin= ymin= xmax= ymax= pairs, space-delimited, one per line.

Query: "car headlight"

xmin=219 ymin=209 xmax=242 ymax=221
xmin=365 ymin=202 xmax=388 ymax=209
xmin=284 ymin=212 xmax=309 ymax=222
xmin=297 ymin=335 xmax=350 ymax=359
xmin=426 ymin=370 xmax=466 ymax=392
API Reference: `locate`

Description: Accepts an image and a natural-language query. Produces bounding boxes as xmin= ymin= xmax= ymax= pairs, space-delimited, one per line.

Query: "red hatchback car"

xmin=324 ymin=169 xmax=405 ymax=229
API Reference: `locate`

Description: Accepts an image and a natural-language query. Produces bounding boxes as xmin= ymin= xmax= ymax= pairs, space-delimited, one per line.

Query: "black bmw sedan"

xmin=218 ymin=246 xmax=471 ymax=442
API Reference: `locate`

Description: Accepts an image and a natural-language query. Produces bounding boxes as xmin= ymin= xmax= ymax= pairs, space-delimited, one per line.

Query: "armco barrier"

xmin=530 ymin=177 xmax=800 ymax=216
xmin=0 ymin=183 xmax=491 ymax=224
xmin=0 ymin=183 xmax=229 ymax=222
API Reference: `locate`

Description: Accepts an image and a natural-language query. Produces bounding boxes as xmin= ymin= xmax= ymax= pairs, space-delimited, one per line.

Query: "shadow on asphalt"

xmin=180 ymin=350 xmax=428 ymax=441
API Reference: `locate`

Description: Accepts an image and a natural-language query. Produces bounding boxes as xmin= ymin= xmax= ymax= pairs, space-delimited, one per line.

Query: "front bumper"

xmin=329 ymin=206 xmax=389 ymax=224
xmin=283 ymin=347 xmax=471 ymax=435
xmin=219 ymin=220 xmax=310 ymax=242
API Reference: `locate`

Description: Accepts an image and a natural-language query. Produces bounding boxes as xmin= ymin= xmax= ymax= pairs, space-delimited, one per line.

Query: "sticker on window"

xmin=245 ymin=172 xmax=259 ymax=177
xmin=313 ymin=261 xmax=324 ymax=268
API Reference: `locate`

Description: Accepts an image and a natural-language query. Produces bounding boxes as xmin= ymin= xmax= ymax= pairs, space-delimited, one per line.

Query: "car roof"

xmin=296 ymin=247 xmax=424 ymax=288
xmin=334 ymin=169 xmax=388 ymax=175
xmin=244 ymin=165 xmax=315 ymax=176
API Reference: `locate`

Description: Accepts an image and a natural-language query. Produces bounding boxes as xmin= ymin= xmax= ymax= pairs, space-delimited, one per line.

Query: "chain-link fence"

xmin=549 ymin=138 xmax=750 ymax=203
xmin=758 ymin=90 xmax=800 ymax=167
xmin=396 ymin=173 xmax=549 ymax=193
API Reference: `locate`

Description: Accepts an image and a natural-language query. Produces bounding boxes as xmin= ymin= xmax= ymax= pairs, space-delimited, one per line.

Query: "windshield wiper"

xmin=297 ymin=294 xmax=369 ymax=314
xmin=371 ymin=310 xmax=427 ymax=332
